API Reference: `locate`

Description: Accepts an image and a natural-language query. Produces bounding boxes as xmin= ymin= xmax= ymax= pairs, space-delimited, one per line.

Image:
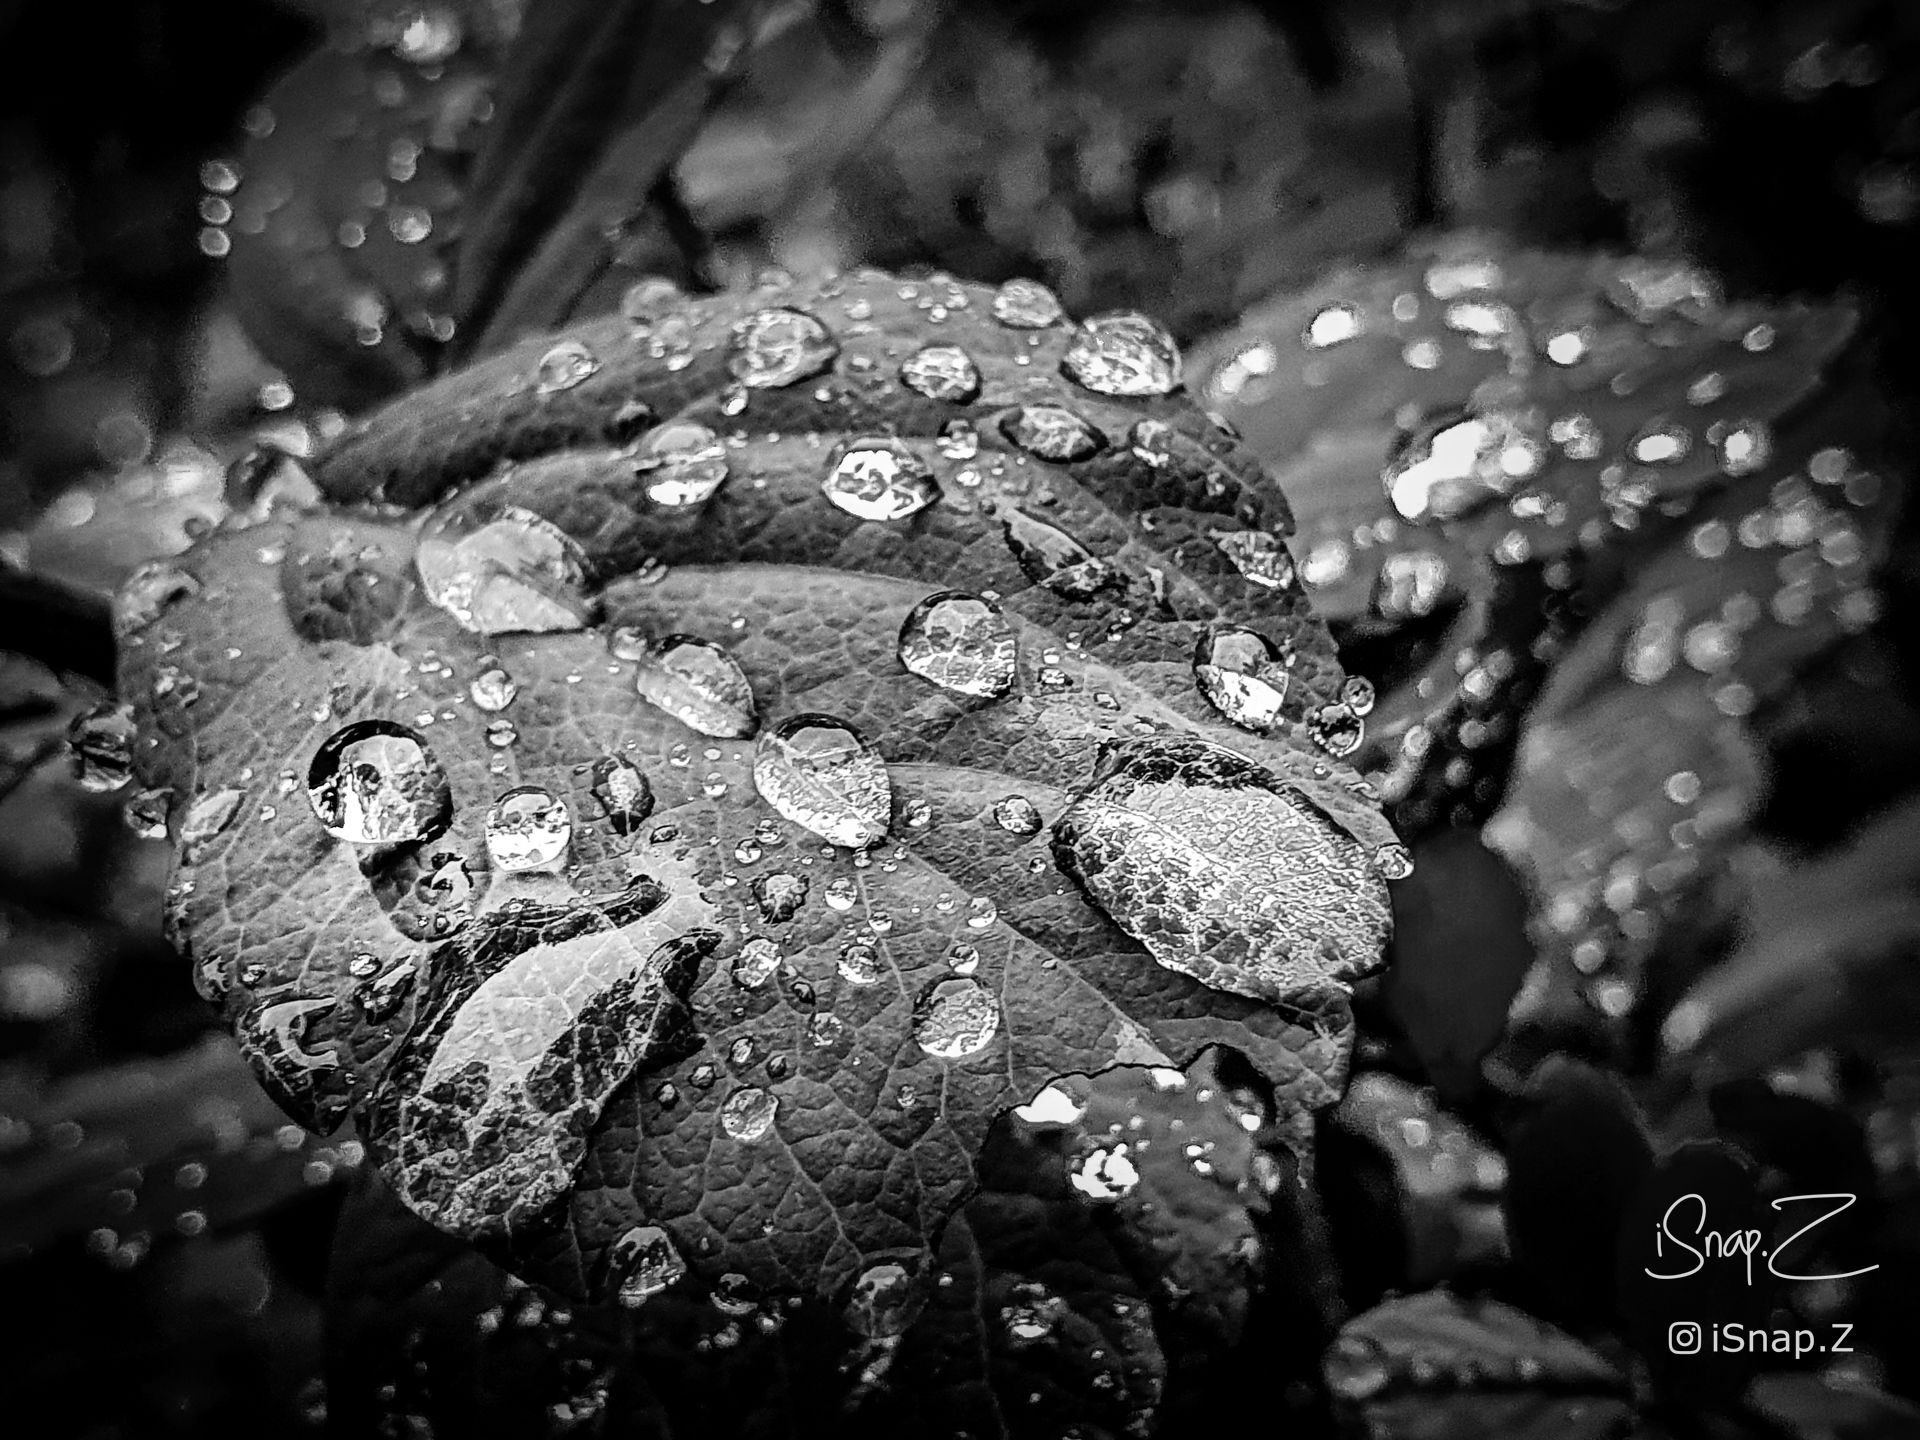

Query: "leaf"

xmin=1324 ymin=1290 xmax=1640 ymax=1440
xmin=119 ymin=270 xmax=1397 ymax=1316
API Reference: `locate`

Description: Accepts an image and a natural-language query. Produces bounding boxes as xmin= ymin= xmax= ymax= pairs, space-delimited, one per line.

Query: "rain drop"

xmin=1069 ymin=1141 xmax=1140 ymax=1201
xmin=899 ymin=344 xmax=981 ymax=403
xmin=911 ymin=977 xmax=1000 ymax=1058
xmin=484 ymin=786 xmax=572 ymax=872
xmin=718 ymin=1086 xmax=779 ymax=1142
xmin=731 ymin=937 xmax=781 ymax=989
xmin=838 ymin=940 xmax=883 ymax=985
xmin=1339 ymin=676 xmax=1376 ymax=716
xmin=632 ymin=634 xmax=756 ymax=738
xmin=1383 ymin=410 xmax=1545 ymax=524
xmin=1303 ymin=304 xmax=1362 ymax=349
xmin=999 ymin=405 xmax=1104 ymax=463
xmin=535 ymin=340 xmax=599 ymax=395
xmin=728 ymin=308 xmax=837 ymax=389
xmin=1003 ymin=508 xmax=1122 ymax=597
xmin=469 ymin=667 xmax=517 ymax=712
xmin=991 ymin=795 xmax=1042 ymax=836
xmin=1308 ymin=704 xmax=1364 ymax=758
xmin=898 ymin=591 xmax=1019 ymax=698
xmin=609 ymin=1225 xmax=687 ymax=1307
xmin=822 ymin=440 xmax=940 ymax=522
xmin=1194 ymin=627 xmax=1292 ymax=732
xmin=306 ymin=720 xmax=452 ymax=844
xmin=415 ymin=502 xmax=591 ymax=634
xmin=1060 ymin=311 xmax=1181 ymax=397
xmin=588 ymin=756 xmax=654 ymax=834
xmin=634 ymin=421 xmax=730 ymax=508
xmin=751 ymin=871 xmax=807 ymax=923
xmin=114 ymin=562 xmax=200 ymax=640
xmin=68 ymin=701 xmax=136 ymax=792
xmin=753 ymin=714 xmax=891 ymax=849
xmin=1212 ymin=530 xmax=1296 ymax=590
xmin=989 ymin=278 xmax=1064 ymax=329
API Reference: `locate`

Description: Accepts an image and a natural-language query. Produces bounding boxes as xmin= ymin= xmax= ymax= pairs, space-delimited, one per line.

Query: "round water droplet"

xmin=965 ymin=895 xmax=997 ymax=929
xmin=1212 ymin=530 xmax=1296 ymax=590
xmin=632 ymin=634 xmax=756 ymax=738
xmin=1308 ymin=704 xmax=1364 ymax=758
xmin=416 ymin=501 xmax=591 ymax=634
xmin=1069 ymin=1141 xmax=1140 ymax=1201
xmin=1373 ymin=843 xmax=1414 ymax=880
xmin=838 ymin=940 xmax=883 ymax=985
xmin=469 ymin=667 xmax=517 ymax=711
xmin=899 ymin=344 xmax=981 ymax=403
xmin=114 ymin=562 xmax=200 ymax=640
xmin=990 ymin=278 xmax=1064 ymax=328
xmin=999 ymin=405 xmax=1104 ymax=463
xmin=937 ymin=417 xmax=980 ymax=460
xmin=751 ymin=871 xmax=807 ymax=923
xmin=1339 ymin=675 xmax=1376 ymax=716
xmin=824 ymin=876 xmax=857 ymax=911
xmin=484 ymin=786 xmax=572 ymax=872
xmin=635 ymin=421 xmax=729 ymax=507
xmin=728 ymin=308 xmax=837 ymax=388
xmin=610 ymin=1224 xmax=687 ymax=1307
xmin=1061 ymin=311 xmax=1181 ymax=397
xmin=621 ymin=276 xmax=682 ymax=328
xmin=535 ymin=340 xmax=599 ymax=395
xmin=731 ymin=937 xmax=781 ymax=989
xmin=1194 ymin=627 xmax=1292 ymax=732
xmin=718 ymin=1086 xmax=778 ymax=1142
xmin=1303 ymin=304 xmax=1362 ymax=349
xmin=68 ymin=701 xmax=136 ymax=792
xmin=912 ymin=977 xmax=1000 ymax=1059
xmin=1384 ymin=410 xmax=1545 ymax=524
xmin=753 ymin=714 xmax=891 ymax=849
xmin=991 ymin=795 xmax=1041 ymax=836
xmin=898 ymin=591 xmax=1018 ymax=698
xmin=822 ymin=440 xmax=940 ymax=522
xmin=307 ymin=720 xmax=452 ymax=844
xmin=846 ymin=1262 xmax=924 ymax=1340
xmin=808 ymin=1012 xmax=843 ymax=1046
xmin=589 ymin=755 xmax=654 ymax=834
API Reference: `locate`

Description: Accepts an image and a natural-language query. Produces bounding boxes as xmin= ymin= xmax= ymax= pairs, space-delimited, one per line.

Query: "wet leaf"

xmin=121 ymin=271 xmax=1396 ymax=1317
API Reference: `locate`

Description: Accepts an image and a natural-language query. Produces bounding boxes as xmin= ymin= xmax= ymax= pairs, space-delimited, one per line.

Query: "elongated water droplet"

xmin=990 ymin=278 xmax=1064 ymax=328
xmin=719 ymin=1085 xmax=778 ymax=1141
xmin=992 ymin=795 xmax=1041 ymax=835
xmin=731 ymin=937 xmax=781 ymax=989
xmin=728 ymin=308 xmax=837 ymax=388
xmin=1194 ymin=627 xmax=1292 ymax=731
xmin=484 ymin=786 xmax=572 ymax=872
xmin=182 ymin=787 xmax=245 ymax=854
xmin=589 ymin=756 xmax=653 ymax=834
xmin=751 ymin=871 xmax=807 ymax=923
xmin=416 ymin=502 xmax=591 ymax=634
xmin=1003 ymin=509 xmax=1122 ymax=597
xmin=307 ymin=720 xmax=452 ymax=844
xmin=632 ymin=634 xmax=756 ymax=738
xmin=635 ymin=421 xmax=729 ymax=507
xmin=1061 ymin=311 xmax=1181 ymax=397
xmin=1384 ymin=410 xmax=1545 ymax=524
xmin=1000 ymin=406 xmax=1104 ymax=463
xmin=68 ymin=701 xmax=136 ymax=792
xmin=753 ymin=714 xmax=891 ymax=848
xmin=535 ymin=339 xmax=598 ymax=394
xmin=900 ymin=344 xmax=981 ymax=403
xmin=822 ymin=440 xmax=940 ymax=522
xmin=610 ymin=1224 xmax=687 ymax=1307
xmin=114 ymin=562 xmax=200 ymax=639
xmin=898 ymin=591 xmax=1018 ymax=698
xmin=912 ymin=976 xmax=1000 ymax=1058
xmin=1212 ymin=530 xmax=1296 ymax=590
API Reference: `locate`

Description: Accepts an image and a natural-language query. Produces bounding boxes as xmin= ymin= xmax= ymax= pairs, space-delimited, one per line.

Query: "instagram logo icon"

xmin=1669 ymin=1322 xmax=1702 ymax=1355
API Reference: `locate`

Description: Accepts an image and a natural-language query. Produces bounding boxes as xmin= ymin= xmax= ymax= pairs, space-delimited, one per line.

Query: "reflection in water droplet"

xmin=1374 ymin=843 xmax=1414 ymax=880
xmin=753 ymin=714 xmax=891 ymax=849
xmin=114 ymin=562 xmax=201 ymax=640
xmin=236 ymin=994 xmax=343 ymax=1130
xmin=751 ymin=871 xmax=807 ymax=923
xmin=469 ymin=667 xmax=517 ymax=712
xmin=589 ymin=756 xmax=654 ymax=834
xmin=1339 ymin=676 xmax=1376 ymax=716
xmin=1061 ymin=311 xmax=1181 ymax=397
xmin=125 ymin=787 xmax=171 ymax=840
xmin=535 ymin=340 xmax=599 ymax=395
xmin=1212 ymin=530 xmax=1295 ymax=590
xmin=991 ymin=795 xmax=1042 ymax=835
xmin=731 ymin=937 xmax=780 ymax=989
xmin=822 ymin=440 xmax=940 ymax=522
xmin=728 ymin=308 xmax=837 ymax=389
xmin=416 ymin=502 xmax=591 ymax=634
xmin=718 ymin=1086 xmax=778 ymax=1141
xmin=484 ymin=786 xmax=572 ymax=872
xmin=1003 ymin=509 xmax=1122 ymax=598
xmin=999 ymin=405 xmax=1104 ymax=463
xmin=898 ymin=591 xmax=1019 ymax=698
xmin=634 ymin=420 xmax=730 ymax=507
xmin=68 ymin=701 xmax=136 ymax=792
xmin=1194 ymin=627 xmax=1292 ymax=732
xmin=838 ymin=940 xmax=883 ymax=985
xmin=899 ymin=344 xmax=981 ymax=403
xmin=1383 ymin=410 xmax=1545 ymax=524
xmin=846 ymin=1262 xmax=923 ymax=1339
xmin=610 ymin=1224 xmax=687 ymax=1307
xmin=911 ymin=977 xmax=1000 ymax=1058
xmin=632 ymin=634 xmax=756 ymax=737
xmin=990 ymin=278 xmax=1064 ymax=328
xmin=307 ymin=720 xmax=452 ymax=844
xmin=1069 ymin=1141 xmax=1140 ymax=1201
xmin=355 ymin=958 xmax=417 ymax=1022
xmin=1308 ymin=704 xmax=1364 ymax=757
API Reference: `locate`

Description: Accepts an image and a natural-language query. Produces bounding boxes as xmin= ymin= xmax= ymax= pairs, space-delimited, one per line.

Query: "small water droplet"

xmin=124 ymin=787 xmax=172 ymax=840
xmin=634 ymin=420 xmax=730 ymax=507
xmin=1373 ymin=843 xmax=1414 ymax=880
xmin=1339 ymin=675 xmax=1376 ymax=716
xmin=1308 ymin=704 xmax=1364 ymax=757
xmin=937 ymin=417 xmax=980 ymax=460
xmin=965 ymin=895 xmax=997 ymax=929
xmin=718 ymin=1086 xmax=779 ymax=1141
xmin=307 ymin=720 xmax=452 ymax=844
xmin=898 ymin=591 xmax=1019 ymax=698
xmin=1303 ymin=303 xmax=1362 ymax=349
xmin=911 ymin=976 xmax=1000 ymax=1058
xmin=632 ymin=634 xmax=756 ymax=737
xmin=1069 ymin=1141 xmax=1140 ymax=1201
xmin=845 ymin=1262 xmax=923 ymax=1340
xmin=1194 ymin=627 xmax=1292 ymax=731
xmin=753 ymin=714 xmax=891 ymax=849
xmin=991 ymin=795 xmax=1042 ymax=835
xmin=68 ymin=701 xmax=136 ymax=792
xmin=609 ymin=1224 xmax=687 ymax=1307
xmin=181 ymin=787 xmax=245 ymax=853
xmin=469 ymin=667 xmax=517 ymax=711
xmin=838 ymin=940 xmax=883 ymax=985
xmin=990 ymin=278 xmax=1064 ymax=328
xmin=588 ymin=756 xmax=654 ymax=834
xmin=1001 ymin=1281 xmax=1063 ymax=1346
xmin=899 ymin=344 xmax=981 ymax=403
xmin=1000 ymin=405 xmax=1104 ymax=463
xmin=1212 ymin=530 xmax=1296 ymax=590
xmin=484 ymin=786 xmax=571 ymax=872
xmin=1060 ymin=311 xmax=1181 ymax=397
xmin=731 ymin=937 xmax=781 ymax=989
xmin=1003 ymin=508 xmax=1121 ymax=596
xmin=824 ymin=876 xmax=858 ymax=911
xmin=822 ymin=440 xmax=940 ymax=522
xmin=751 ymin=871 xmax=807 ymax=923
xmin=535 ymin=340 xmax=599 ymax=395
xmin=728 ymin=308 xmax=837 ymax=388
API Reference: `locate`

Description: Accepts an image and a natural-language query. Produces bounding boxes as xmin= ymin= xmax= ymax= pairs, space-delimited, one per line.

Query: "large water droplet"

xmin=1194 ymin=627 xmax=1292 ymax=731
xmin=307 ymin=720 xmax=452 ymax=844
xmin=728 ymin=308 xmax=837 ymax=388
xmin=822 ymin=440 xmax=940 ymax=522
xmin=751 ymin=871 xmax=807 ymax=923
xmin=1308 ymin=704 xmax=1364 ymax=757
xmin=416 ymin=502 xmax=592 ymax=634
xmin=992 ymin=795 xmax=1042 ymax=835
xmin=484 ymin=786 xmax=572 ymax=872
xmin=846 ymin=1261 xmax=924 ymax=1340
xmin=68 ymin=701 xmax=136 ymax=792
xmin=899 ymin=344 xmax=981 ymax=403
xmin=535 ymin=339 xmax=599 ymax=395
xmin=236 ymin=994 xmax=345 ymax=1130
xmin=114 ymin=562 xmax=200 ymax=639
xmin=1061 ymin=311 xmax=1181 ymax=397
xmin=1384 ymin=410 xmax=1545 ymax=524
xmin=469 ymin=666 xmax=517 ymax=712
xmin=753 ymin=714 xmax=891 ymax=848
xmin=1212 ymin=530 xmax=1296 ymax=590
xmin=999 ymin=406 xmax=1104 ymax=463
xmin=631 ymin=634 xmax=756 ymax=737
xmin=634 ymin=421 xmax=729 ymax=507
xmin=731 ymin=937 xmax=781 ymax=989
xmin=911 ymin=976 xmax=1000 ymax=1058
xmin=718 ymin=1085 xmax=779 ymax=1141
xmin=610 ymin=1224 xmax=687 ymax=1307
xmin=898 ymin=591 xmax=1019 ymax=698
xmin=990 ymin=278 xmax=1064 ymax=328
xmin=589 ymin=756 xmax=654 ymax=834
xmin=1003 ymin=509 xmax=1122 ymax=597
